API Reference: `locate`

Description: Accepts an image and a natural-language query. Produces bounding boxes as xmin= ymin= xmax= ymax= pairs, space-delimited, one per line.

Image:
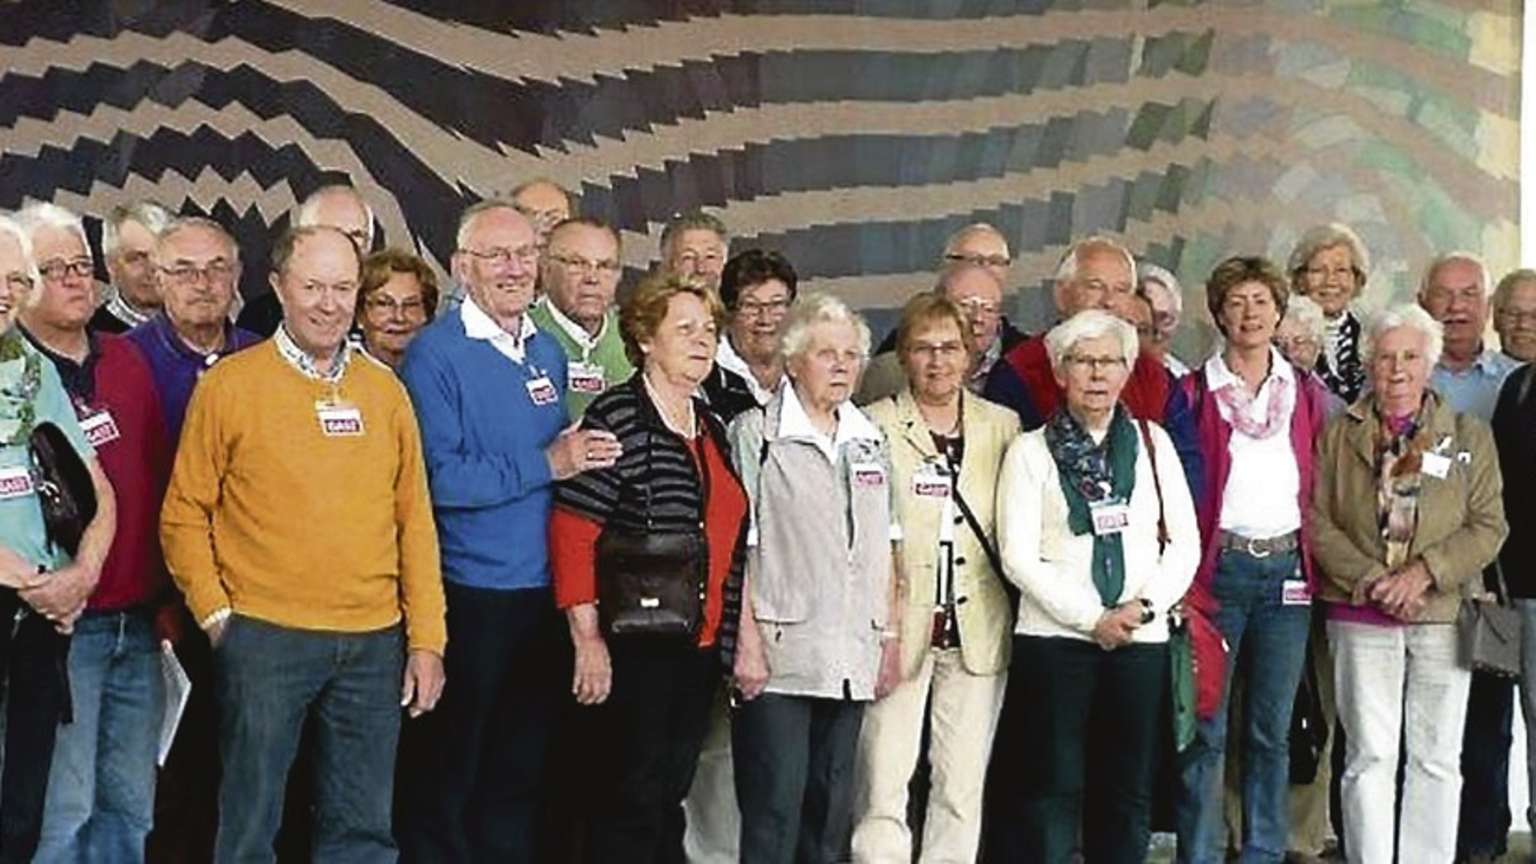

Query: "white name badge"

xmin=567 ymin=362 xmax=606 ymax=395
xmin=316 ymin=405 xmax=365 ymax=437
xmin=851 ymin=463 xmax=886 ymax=488
xmin=1281 ymin=579 xmax=1312 ymax=606
xmin=1089 ymin=500 xmax=1130 ymax=536
xmin=79 ymin=410 xmax=121 ymax=448
xmin=912 ymin=471 xmax=951 ymax=499
xmin=525 ymin=375 xmax=559 ymax=407
xmin=1421 ymin=452 xmax=1451 ymax=479
xmin=0 ymin=466 xmax=34 ymax=500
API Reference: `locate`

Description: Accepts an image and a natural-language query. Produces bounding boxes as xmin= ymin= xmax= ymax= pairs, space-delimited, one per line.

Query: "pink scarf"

xmin=1213 ymin=374 xmax=1292 ymax=440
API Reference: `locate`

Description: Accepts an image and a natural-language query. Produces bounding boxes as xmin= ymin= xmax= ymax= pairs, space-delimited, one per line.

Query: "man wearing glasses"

xmin=1493 ymin=268 xmax=1536 ymax=363
xmin=528 ymin=218 xmax=632 ymax=418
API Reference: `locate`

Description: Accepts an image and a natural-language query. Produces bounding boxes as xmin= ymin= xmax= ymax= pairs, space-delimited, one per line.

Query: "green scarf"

xmin=1043 ymin=406 xmax=1139 ymax=607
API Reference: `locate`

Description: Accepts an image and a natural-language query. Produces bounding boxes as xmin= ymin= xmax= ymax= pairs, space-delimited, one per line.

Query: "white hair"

xmin=1287 ymin=222 xmax=1370 ymax=282
xmin=1044 ymin=309 xmax=1139 ymax=373
xmin=942 ymin=222 xmax=1009 ymax=258
xmin=1364 ymin=304 xmax=1444 ymax=370
xmin=16 ymin=202 xmax=92 ymax=264
xmin=0 ymin=212 xmax=42 ymax=287
xmin=779 ymin=292 xmax=872 ymax=362
xmin=1419 ymin=250 xmax=1490 ymax=298
xmin=1138 ymin=262 xmax=1183 ymax=315
xmin=101 ymin=200 xmax=173 ymax=259
xmin=156 ymin=216 xmax=241 ymax=265
xmin=1281 ymin=295 xmax=1328 ymax=343
xmin=1054 ymin=236 xmax=1137 ymax=285
xmin=454 ymin=199 xmax=523 ymax=251
xmin=296 ymin=185 xmax=376 ymax=248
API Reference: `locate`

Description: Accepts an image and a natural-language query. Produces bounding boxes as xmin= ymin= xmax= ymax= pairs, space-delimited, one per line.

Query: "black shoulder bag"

xmin=30 ymin=420 xmax=97 ymax=557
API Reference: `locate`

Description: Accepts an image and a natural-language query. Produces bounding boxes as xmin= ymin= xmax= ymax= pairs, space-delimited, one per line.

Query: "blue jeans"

xmin=214 ymin=616 xmax=404 ymax=864
xmin=1177 ymin=547 xmax=1309 ymax=864
xmin=34 ymin=609 xmax=163 ymax=864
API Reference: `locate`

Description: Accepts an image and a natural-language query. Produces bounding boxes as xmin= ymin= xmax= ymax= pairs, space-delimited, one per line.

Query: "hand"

xmin=206 ymin=616 xmax=230 ymax=648
xmin=154 ymin=603 xmax=188 ymax=647
xmin=546 ymin=425 xmax=622 ymax=481
xmin=874 ymin=636 xmax=903 ymax=700
xmin=401 ymin=650 xmax=446 ymax=718
xmin=20 ymin=564 xmax=97 ymax=634
xmin=732 ymin=622 xmax=771 ymax=702
xmin=0 ymin=546 xmax=45 ymax=590
xmin=571 ymin=634 xmax=612 ymax=705
xmin=1371 ymin=560 xmax=1434 ymax=621
xmin=1091 ymin=604 xmax=1141 ymax=651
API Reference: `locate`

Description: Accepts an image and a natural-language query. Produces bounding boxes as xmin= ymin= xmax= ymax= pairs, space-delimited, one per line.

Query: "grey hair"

xmin=1286 ymin=222 xmax=1370 ymax=283
xmin=454 ymin=199 xmax=525 ymax=251
xmin=1419 ymin=250 xmax=1490 ymax=298
xmin=16 ymin=202 xmax=92 ymax=264
xmin=941 ymin=222 xmax=1009 ymax=257
xmin=1044 ymin=309 xmax=1139 ymax=373
xmin=659 ymin=211 xmax=729 ymax=258
xmin=1493 ymin=268 xmax=1536 ymax=313
xmin=156 ymin=216 xmax=241 ymax=265
xmin=1138 ymin=262 xmax=1183 ymax=315
xmin=0 ymin=212 xmax=42 ymax=287
xmin=779 ymin=292 xmax=872 ymax=362
xmin=1281 ymin=295 xmax=1328 ymax=343
xmin=1055 ymin=235 xmax=1137 ymax=284
xmin=101 ymin=200 xmax=173 ymax=259
xmin=1363 ymin=304 xmax=1444 ymax=370
xmin=296 ymin=184 xmax=376 ymax=248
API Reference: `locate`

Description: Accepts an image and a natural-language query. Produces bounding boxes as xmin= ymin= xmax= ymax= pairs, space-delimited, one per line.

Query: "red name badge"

xmin=79 ymin=410 xmax=121 ymax=448
xmin=317 ymin=406 xmax=365 ymax=437
xmin=0 ymin=466 xmax=34 ymax=500
xmin=852 ymin=463 xmax=886 ymax=488
xmin=913 ymin=478 xmax=950 ymax=498
xmin=568 ymin=363 xmax=606 ymax=395
xmin=526 ymin=376 xmax=559 ymax=406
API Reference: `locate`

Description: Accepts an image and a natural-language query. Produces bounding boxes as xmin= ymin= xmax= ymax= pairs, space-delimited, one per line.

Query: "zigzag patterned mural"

xmin=0 ymin=0 xmax=1521 ymax=351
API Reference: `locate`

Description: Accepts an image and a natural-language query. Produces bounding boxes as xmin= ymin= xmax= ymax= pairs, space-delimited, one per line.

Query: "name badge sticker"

xmin=1281 ymin=579 xmax=1312 ymax=606
xmin=0 ymin=466 xmax=34 ymax=500
xmin=316 ymin=405 xmax=365 ymax=437
xmin=525 ymin=375 xmax=559 ymax=406
xmin=1089 ymin=500 xmax=1130 ymax=536
xmin=1421 ymin=452 xmax=1451 ymax=479
xmin=568 ymin=362 xmax=606 ymax=395
xmin=852 ymin=462 xmax=886 ymax=488
xmin=78 ymin=410 xmax=121 ymax=448
xmin=912 ymin=473 xmax=951 ymax=498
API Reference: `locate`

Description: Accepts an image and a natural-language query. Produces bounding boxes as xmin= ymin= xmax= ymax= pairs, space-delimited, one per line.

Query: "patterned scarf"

xmin=0 ymin=330 xmax=41 ymax=447
xmin=1213 ymin=370 xmax=1292 ymax=440
xmin=1318 ymin=311 xmax=1365 ymax=404
xmin=1044 ymin=405 xmax=1139 ymax=607
xmin=1374 ymin=400 xmax=1433 ymax=568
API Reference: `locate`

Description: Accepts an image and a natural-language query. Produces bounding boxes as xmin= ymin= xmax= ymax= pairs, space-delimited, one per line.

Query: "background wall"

xmin=0 ymin=0 xmax=1522 ymax=354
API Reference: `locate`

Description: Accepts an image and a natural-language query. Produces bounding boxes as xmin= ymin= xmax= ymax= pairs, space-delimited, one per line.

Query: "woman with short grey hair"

xmin=993 ymin=309 xmax=1199 ymax=862
xmin=729 ymin=292 xmax=900 ymax=864
xmin=1287 ymin=223 xmax=1371 ymax=402
xmin=1312 ymin=304 xmax=1505 ymax=863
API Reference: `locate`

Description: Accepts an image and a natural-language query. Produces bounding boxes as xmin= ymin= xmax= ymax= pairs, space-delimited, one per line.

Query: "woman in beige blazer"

xmin=851 ymin=294 xmax=1019 ymax=864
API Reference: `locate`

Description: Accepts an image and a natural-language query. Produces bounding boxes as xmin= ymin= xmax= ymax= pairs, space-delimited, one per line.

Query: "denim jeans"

xmin=1176 ymin=547 xmax=1309 ymax=864
xmin=34 ymin=608 xmax=163 ymax=864
xmin=214 ymin=616 xmax=404 ymax=864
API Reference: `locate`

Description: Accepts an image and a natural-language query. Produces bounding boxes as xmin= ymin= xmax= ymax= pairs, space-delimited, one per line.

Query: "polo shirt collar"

xmin=536 ymin=296 xmax=608 ymax=354
xmin=105 ymin=290 xmax=155 ymax=330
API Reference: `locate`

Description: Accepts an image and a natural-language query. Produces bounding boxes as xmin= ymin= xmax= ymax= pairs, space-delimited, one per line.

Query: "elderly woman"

xmin=1312 ymin=305 xmax=1507 ymax=863
xmin=729 ymin=292 xmax=900 ymax=864
xmin=355 ymin=248 xmax=438 ymax=369
xmin=850 ymin=294 xmax=1019 ymax=863
xmin=1138 ymin=262 xmax=1190 ymax=376
xmin=1287 ymin=223 xmax=1370 ymax=403
xmin=992 ymin=309 xmax=1198 ymax=862
xmin=547 ymin=273 xmax=750 ymax=862
xmin=1171 ymin=257 xmax=1330 ymax=864
xmin=0 ymin=213 xmax=117 ymax=861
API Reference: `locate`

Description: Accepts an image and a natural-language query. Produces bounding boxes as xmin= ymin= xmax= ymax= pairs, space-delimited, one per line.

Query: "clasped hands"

xmin=1354 ymin=559 xmax=1434 ymax=621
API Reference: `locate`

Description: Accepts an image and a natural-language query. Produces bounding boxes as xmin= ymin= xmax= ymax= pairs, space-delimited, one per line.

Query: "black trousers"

xmin=990 ymin=635 xmax=1166 ymax=864
xmin=583 ymin=639 xmax=718 ymax=864
xmin=395 ymin=583 xmax=562 ymax=864
xmin=0 ymin=592 xmax=71 ymax=864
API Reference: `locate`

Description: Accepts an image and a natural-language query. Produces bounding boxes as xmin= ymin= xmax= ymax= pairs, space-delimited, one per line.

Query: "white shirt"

xmin=1205 ymin=347 xmax=1301 ymax=538
xmin=717 ymin=336 xmax=783 ymax=407
xmin=461 ymin=295 xmax=538 ymax=365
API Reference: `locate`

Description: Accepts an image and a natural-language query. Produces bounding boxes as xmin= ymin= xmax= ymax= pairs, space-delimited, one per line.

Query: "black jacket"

xmin=1492 ymin=363 xmax=1536 ymax=598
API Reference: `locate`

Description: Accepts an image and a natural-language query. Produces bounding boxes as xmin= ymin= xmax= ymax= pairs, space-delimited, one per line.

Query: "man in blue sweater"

xmin=395 ymin=201 xmax=620 ymax=863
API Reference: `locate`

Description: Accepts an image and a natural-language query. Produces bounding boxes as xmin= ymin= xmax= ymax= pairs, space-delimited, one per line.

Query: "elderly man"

xmin=661 ymin=211 xmax=729 ymax=292
xmin=237 ymin=184 xmax=376 ymax=337
xmin=396 ymin=202 xmax=619 ymax=863
xmin=91 ymin=201 xmax=172 ymax=334
xmin=161 ymin=225 xmax=446 ymax=863
xmin=528 ymin=217 xmax=632 ymax=418
xmin=872 ymin=222 xmax=1024 ymax=351
xmin=1139 ymin=262 xmax=1190 ymax=375
xmin=511 ymin=178 xmax=573 ymax=248
xmin=1493 ymin=268 xmax=1536 ymax=363
xmin=13 ymin=203 xmax=158 ymax=864
xmin=1412 ymin=253 xmax=1523 ymax=864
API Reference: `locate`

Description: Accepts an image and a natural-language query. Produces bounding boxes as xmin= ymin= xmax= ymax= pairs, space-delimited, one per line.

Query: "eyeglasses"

xmin=160 ymin=260 xmax=236 ymax=287
xmin=460 ymin=245 xmax=539 ymax=265
xmin=1497 ymin=309 xmax=1536 ymax=328
xmin=954 ymin=297 xmax=1002 ymax=317
xmin=907 ymin=340 xmax=966 ymax=359
xmin=1064 ymin=354 xmax=1127 ymax=373
xmin=945 ymin=252 xmax=1011 ymax=269
xmin=546 ymin=253 xmax=621 ymax=275
xmin=365 ymin=295 xmax=428 ymax=318
xmin=737 ymin=297 xmax=791 ymax=318
xmin=38 ymin=258 xmax=93 ymax=281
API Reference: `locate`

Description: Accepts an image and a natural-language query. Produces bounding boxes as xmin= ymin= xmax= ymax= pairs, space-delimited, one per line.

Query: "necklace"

xmin=0 ymin=332 xmax=41 ymax=447
xmin=917 ymin=393 xmax=963 ymax=437
xmin=643 ymin=372 xmax=696 ymax=437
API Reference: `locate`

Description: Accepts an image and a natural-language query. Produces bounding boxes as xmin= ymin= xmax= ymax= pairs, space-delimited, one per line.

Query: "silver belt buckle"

xmin=1245 ymin=536 xmax=1271 ymax=559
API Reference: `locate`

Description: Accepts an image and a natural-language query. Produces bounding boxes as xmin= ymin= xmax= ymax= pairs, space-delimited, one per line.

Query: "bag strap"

xmin=944 ymin=450 xmax=1006 ymax=583
xmin=1137 ymin=418 xmax=1169 ymax=554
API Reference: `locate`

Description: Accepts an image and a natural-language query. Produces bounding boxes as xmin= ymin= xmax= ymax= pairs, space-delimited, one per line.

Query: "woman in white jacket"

xmin=992 ymin=309 xmax=1199 ymax=863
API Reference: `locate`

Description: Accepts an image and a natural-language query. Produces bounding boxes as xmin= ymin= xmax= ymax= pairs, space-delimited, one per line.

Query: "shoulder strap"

xmin=944 ymin=446 xmax=1006 ymax=582
xmin=1137 ymin=418 xmax=1169 ymax=554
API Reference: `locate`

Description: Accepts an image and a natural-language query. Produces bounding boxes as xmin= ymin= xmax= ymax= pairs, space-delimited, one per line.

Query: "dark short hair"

xmin=358 ymin=248 xmax=440 ymax=323
xmin=895 ymin=293 xmax=971 ymax=359
xmin=270 ymin=225 xmax=362 ymax=280
xmin=1205 ymin=256 xmax=1288 ymax=337
xmin=719 ymin=249 xmax=797 ymax=310
xmin=620 ymin=273 xmax=728 ymax=367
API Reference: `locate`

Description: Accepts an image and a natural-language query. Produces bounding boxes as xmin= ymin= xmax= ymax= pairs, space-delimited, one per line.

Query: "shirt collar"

xmin=775 ymin=380 xmax=881 ymax=458
xmin=1435 ymin=346 xmax=1520 ymax=379
xmin=1204 ymin=345 xmax=1294 ymax=391
xmin=716 ymin=335 xmax=783 ymax=405
xmin=274 ymin=323 xmax=351 ymax=384
xmin=536 ymin=296 xmax=608 ymax=353
xmin=105 ymin=290 xmax=154 ymax=329
xmin=461 ymin=294 xmax=537 ymax=355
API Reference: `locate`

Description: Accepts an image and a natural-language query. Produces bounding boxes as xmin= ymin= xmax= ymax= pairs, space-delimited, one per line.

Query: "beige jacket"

xmin=1310 ymin=391 xmax=1508 ymax=623
xmin=866 ymin=388 xmax=1020 ymax=679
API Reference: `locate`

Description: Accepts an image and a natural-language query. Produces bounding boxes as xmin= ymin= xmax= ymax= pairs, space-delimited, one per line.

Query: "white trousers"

xmin=851 ymin=647 xmax=1007 ymax=863
xmin=683 ymin=690 xmax=739 ymax=864
xmin=1329 ymin=621 xmax=1471 ymax=864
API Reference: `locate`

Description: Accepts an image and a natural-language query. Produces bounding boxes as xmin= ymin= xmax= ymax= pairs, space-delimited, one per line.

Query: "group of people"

xmin=0 ymin=175 xmax=1534 ymax=864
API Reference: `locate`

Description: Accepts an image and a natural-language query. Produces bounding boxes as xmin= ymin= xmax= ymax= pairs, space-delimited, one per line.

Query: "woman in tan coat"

xmin=1311 ymin=304 xmax=1507 ymax=864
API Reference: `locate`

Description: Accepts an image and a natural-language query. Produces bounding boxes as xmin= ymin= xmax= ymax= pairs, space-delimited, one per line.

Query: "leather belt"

xmin=1217 ymin=530 xmax=1300 ymax=559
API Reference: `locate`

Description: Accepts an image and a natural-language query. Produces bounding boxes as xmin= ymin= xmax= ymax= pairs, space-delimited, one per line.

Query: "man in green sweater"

xmin=528 ymin=218 xmax=633 ymax=418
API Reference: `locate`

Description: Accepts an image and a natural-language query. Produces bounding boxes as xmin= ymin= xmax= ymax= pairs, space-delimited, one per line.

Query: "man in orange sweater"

xmin=161 ymin=225 xmax=446 ymax=864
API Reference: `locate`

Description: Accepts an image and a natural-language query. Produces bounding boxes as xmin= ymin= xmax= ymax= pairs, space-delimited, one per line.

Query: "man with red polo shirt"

xmin=16 ymin=202 xmax=174 ymax=864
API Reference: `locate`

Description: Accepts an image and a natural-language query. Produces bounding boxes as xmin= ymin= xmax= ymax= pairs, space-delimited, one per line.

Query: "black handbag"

xmin=29 ymin=420 xmax=96 ymax=557
xmin=1288 ymin=639 xmax=1329 ymax=783
xmin=595 ymin=432 xmax=708 ymax=639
